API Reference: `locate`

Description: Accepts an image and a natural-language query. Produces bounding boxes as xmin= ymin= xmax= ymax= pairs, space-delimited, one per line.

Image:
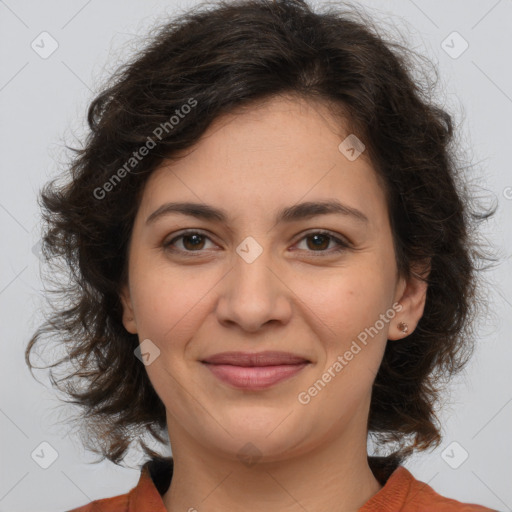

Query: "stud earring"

xmin=397 ymin=321 xmax=409 ymax=334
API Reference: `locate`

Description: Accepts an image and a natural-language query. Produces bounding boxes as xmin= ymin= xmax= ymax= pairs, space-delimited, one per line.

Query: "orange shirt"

xmin=67 ymin=458 xmax=496 ymax=512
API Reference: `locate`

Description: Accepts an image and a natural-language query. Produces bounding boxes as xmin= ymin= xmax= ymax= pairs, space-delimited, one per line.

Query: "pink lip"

xmin=202 ymin=362 xmax=309 ymax=390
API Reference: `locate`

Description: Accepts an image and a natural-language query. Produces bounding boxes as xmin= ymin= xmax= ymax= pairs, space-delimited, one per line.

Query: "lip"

xmin=202 ymin=362 xmax=309 ymax=390
xmin=200 ymin=351 xmax=311 ymax=390
xmin=201 ymin=351 xmax=310 ymax=366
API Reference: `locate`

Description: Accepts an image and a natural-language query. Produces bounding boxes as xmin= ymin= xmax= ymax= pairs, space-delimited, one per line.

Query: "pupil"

xmin=185 ymin=234 xmax=203 ymax=250
xmin=309 ymin=234 xmax=328 ymax=250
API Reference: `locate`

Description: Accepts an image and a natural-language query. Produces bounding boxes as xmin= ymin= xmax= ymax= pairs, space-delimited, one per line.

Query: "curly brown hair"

xmin=26 ymin=0 xmax=497 ymax=479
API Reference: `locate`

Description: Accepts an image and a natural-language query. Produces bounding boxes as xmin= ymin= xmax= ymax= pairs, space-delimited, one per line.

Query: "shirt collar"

xmin=358 ymin=466 xmax=414 ymax=511
xmin=128 ymin=457 xmax=173 ymax=512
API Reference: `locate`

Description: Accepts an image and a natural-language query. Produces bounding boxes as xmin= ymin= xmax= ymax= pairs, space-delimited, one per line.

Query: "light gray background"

xmin=1 ymin=0 xmax=511 ymax=511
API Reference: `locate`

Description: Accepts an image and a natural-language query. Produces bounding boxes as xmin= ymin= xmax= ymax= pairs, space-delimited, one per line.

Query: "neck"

xmin=162 ymin=419 xmax=382 ymax=512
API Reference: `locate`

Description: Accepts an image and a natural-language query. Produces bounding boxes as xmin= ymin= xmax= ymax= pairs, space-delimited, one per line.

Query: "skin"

xmin=120 ymin=94 xmax=429 ymax=512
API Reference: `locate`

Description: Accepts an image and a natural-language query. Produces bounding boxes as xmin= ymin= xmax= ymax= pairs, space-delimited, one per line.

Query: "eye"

xmin=293 ymin=230 xmax=350 ymax=255
xmin=163 ymin=229 xmax=350 ymax=256
xmin=163 ymin=230 xmax=216 ymax=253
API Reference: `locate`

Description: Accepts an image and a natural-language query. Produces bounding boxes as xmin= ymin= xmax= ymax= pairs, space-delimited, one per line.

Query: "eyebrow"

xmin=145 ymin=199 xmax=369 ymax=226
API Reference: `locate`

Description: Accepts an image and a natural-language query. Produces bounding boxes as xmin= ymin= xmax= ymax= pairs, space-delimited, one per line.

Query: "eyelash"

xmin=162 ymin=229 xmax=350 ymax=256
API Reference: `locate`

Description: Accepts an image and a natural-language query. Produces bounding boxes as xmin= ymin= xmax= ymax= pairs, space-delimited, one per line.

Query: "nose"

xmin=215 ymin=247 xmax=293 ymax=333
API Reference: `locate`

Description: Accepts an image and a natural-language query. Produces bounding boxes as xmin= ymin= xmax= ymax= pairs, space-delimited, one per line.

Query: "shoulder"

xmin=397 ymin=467 xmax=496 ymax=511
xmin=66 ymin=492 xmax=129 ymax=512
xmin=361 ymin=466 xmax=497 ymax=511
xmin=64 ymin=457 xmax=172 ymax=512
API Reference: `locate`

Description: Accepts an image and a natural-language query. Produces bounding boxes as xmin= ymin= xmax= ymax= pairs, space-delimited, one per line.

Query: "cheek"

xmin=303 ymin=260 xmax=394 ymax=334
xmin=129 ymin=270 xmax=212 ymax=399
xmin=129 ymin=263 xmax=219 ymax=347
xmin=300 ymin=260 xmax=395 ymax=387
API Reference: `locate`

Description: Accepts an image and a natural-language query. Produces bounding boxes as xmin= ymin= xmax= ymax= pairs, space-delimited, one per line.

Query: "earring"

xmin=397 ymin=321 xmax=409 ymax=334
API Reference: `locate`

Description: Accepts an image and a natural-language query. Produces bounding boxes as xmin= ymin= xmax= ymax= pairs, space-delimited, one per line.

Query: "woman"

xmin=26 ymin=0 xmax=498 ymax=510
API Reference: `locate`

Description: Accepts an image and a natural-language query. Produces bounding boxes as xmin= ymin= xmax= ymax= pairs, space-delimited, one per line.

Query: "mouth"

xmin=200 ymin=351 xmax=311 ymax=390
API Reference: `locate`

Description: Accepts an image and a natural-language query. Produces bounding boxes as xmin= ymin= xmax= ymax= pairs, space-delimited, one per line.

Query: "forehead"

xmin=138 ymin=95 xmax=387 ymax=228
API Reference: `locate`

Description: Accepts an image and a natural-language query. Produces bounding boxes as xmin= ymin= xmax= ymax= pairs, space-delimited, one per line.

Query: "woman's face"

xmin=121 ymin=95 xmax=427 ymax=462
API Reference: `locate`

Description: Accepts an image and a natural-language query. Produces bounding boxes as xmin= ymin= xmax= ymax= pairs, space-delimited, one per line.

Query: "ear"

xmin=388 ymin=259 xmax=430 ymax=340
xmin=120 ymin=284 xmax=138 ymax=334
